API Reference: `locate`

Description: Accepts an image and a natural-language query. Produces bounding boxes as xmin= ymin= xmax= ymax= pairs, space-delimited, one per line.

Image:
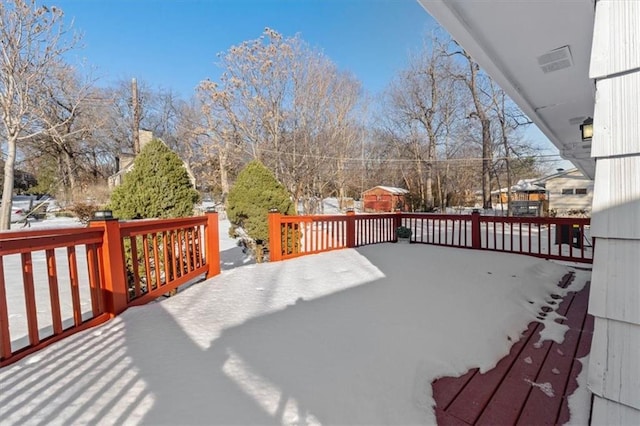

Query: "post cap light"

xmin=93 ymin=210 xmax=114 ymax=220
xmin=580 ymin=117 xmax=593 ymax=141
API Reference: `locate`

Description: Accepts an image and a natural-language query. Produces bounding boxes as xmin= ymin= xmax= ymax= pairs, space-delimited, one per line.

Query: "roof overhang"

xmin=417 ymin=0 xmax=596 ymax=178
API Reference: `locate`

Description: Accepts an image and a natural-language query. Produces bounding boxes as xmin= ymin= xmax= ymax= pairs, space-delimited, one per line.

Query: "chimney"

xmin=556 ymin=168 xmax=564 ymax=172
xmin=139 ymin=129 xmax=153 ymax=149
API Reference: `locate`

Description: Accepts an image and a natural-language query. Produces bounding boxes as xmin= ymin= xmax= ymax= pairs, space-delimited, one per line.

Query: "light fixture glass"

xmin=580 ymin=117 xmax=593 ymax=140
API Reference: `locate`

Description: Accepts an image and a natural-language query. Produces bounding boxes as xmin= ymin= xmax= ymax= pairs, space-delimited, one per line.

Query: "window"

xmin=562 ymin=188 xmax=574 ymax=195
xmin=575 ymin=188 xmax=588 ymax=195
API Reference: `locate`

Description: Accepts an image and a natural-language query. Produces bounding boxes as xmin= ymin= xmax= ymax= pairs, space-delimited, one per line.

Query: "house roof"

xmin=533 ymin=168 xmax=587 ymax=184
xmin=491 ymin=179 xmax=546 ymax=194
xmin=364 ymin=186 xmax=410 ymax=195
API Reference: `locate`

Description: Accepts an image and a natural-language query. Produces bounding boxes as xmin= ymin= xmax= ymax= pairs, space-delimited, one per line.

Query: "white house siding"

xmin=588 ymin=0 xmax=640 ymax=422
xmin=545 ymin=170 xmax=594 ymax=216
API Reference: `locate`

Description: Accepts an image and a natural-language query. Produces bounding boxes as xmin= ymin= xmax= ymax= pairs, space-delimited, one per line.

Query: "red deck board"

xmin=432 ymin=274 xmax=593 ymax=426
xmin=445 ymin=322 xmax=540 ymax=424
xmin=433 ymin=369 xmax=478 ymax=409
xmin=435 ymin=408 xmax=472 ymax=426
xmin=474 ymin=336 xmax=554 ymax=425
xmin=517 ymin=328 xmax=581 ymax=425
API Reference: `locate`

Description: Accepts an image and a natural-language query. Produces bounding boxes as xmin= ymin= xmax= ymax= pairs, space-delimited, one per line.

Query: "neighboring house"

xmin=537 ymin=168 xmax=594 ymax=217
xmin=490 ymin=170 xmax=593 ymax=217
xmin=491 ymin=179 xmax=547 ymax=205
xmin=108 ymin=130 xmax=196 ymax=189
xmin=362 ymin=186 xmax=409 ymax=213
xmin=491 ymin=180 xmax=548 ymax=217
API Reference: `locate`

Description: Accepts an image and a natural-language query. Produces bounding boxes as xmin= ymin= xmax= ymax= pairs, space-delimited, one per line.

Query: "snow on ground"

xmin=0 ymin=217 xmax=591 ymax=425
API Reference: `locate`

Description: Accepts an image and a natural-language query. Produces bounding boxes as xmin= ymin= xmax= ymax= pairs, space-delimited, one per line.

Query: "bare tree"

xmin=382 ymin=35 xmax=458 ymax=211
xmin=0 ymin=0 xmax=79 ymax=229
xmin=451 ymin=48 xmax=494 ymax=209
xmin=199 ymin=28 xmax=365 ymax=212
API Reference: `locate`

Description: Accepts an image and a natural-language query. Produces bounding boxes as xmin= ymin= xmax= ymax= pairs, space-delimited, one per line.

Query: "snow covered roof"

xmin=365 ymin=186 xmax=409 ymax=195
xmin=491 ymin=179 xmax=546 ymax=194
xmin=534 ymin=168 xmax=585 ymax=184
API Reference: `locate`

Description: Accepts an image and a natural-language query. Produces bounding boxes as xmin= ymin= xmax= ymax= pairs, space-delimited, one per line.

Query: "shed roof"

xmin=364 ymin=186 xmax=409 ymax=195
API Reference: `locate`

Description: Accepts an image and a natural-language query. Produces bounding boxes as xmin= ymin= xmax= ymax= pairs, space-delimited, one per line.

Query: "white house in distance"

xmin=419 ymin=0 xmax=639 ymax=423
xmin=540 ymin=168 xmax=594 ymax=216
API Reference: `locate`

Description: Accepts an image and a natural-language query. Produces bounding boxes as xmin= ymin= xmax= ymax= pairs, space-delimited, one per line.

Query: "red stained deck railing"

xmin=269 ymin=211 xmax=593 ymax=264
xmin=269 ymin=211 xmax=398 ymax=261
xmin=0 ymin=213 xmax=220 ymax=367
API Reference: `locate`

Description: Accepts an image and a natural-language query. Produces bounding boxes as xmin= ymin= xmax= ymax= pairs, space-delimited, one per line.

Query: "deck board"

xmin=432 ymin=274 xmax=593 ymax=425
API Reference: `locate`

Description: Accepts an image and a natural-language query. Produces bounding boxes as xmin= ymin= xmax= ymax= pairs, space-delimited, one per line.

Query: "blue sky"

xmin=56 ymin=0 xmax=437 ymax=97
xmin=52 ymin=0 xmax=565 ymax=166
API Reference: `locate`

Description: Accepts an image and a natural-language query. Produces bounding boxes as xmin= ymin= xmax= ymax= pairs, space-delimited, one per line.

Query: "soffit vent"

xmin=537 ymin=46 xmax=573 ymax=73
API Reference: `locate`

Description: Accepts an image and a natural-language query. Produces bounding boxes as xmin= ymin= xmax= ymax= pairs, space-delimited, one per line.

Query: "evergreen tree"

xmin=227 ymin=160 xmax=294 ymax=244
xmin=109 ymin=139 xmax=199 ymax=219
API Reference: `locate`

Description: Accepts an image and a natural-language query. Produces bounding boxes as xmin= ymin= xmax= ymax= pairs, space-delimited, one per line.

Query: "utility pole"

xmin=132 ymin=78 xmax=141 ymax=154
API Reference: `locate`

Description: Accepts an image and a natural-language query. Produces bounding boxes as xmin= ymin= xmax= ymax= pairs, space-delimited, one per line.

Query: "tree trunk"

xmin=481 ymin=118 xmax=492 ymax=210
xmin=0 ymin=137 xmax=18 ymax=230
xmin=219 ymin=149 xmax=229 ymax=200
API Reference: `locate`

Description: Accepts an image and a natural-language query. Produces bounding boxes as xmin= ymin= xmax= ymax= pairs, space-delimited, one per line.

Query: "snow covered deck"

xmin=0 ymin=240 xmax=593 ymax=425
xmin=434 ymin=276 xmax=593 ymax=425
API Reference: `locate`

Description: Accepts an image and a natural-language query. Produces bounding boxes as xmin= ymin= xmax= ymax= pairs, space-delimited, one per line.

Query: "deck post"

xmin=205 ymin=212 xmax=220 ymax=278
xmin=346 ymin=210 xmax=356 ymax=248
xmin=90 ymin=217 xmax=128 ymax=317
xmin=394 ymin=211 xmax=403 ymax=241
xmin=471 ymin=210 xmax=481 ymax=249
xmin=268 ymin=211 xmax=283 ymax=262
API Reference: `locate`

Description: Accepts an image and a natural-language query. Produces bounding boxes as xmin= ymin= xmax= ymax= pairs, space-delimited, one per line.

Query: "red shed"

xmin=362 ymin=186 xmax=409 ymax=212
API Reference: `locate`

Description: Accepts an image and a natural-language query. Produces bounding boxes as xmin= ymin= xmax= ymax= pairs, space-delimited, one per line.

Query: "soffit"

xmin=418 ymin=0 xmax=596 ymax=178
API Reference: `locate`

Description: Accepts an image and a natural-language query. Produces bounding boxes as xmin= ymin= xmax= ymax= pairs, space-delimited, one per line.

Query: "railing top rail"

xmin=0 ymin=226 xmax=100 ymax=240
xmin=278 ymin=214 xmax=345 ymax=223
xmin=402 ymin=213 xmax=473 ymax=220
xmin=118 ymin=216 xmax=208 ymax=236
xmin=479 ymin=216 xmax=590 ymax=225
xmin=354 ymin=213 xmax=398 ymax=220
xmin=0 ymin=228 xmax=104 ymax=255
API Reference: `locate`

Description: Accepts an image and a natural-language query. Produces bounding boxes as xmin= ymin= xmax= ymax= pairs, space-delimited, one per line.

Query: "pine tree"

xmin=109 ymin=139 xmax=199 ymax=219
xmin=227 ymin=160 xmax=294 ymax=244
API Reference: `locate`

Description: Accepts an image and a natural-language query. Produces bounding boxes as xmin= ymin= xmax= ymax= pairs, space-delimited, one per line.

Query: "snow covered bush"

xmin=227 ymin=160 xmax=294 ymax=260
xmin=109 ymin=139 xmax=199 ymax=219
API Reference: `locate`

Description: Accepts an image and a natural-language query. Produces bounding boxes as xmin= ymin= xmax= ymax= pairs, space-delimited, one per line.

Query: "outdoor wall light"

xmin=580 ymin=117 xmax=593 ymax=141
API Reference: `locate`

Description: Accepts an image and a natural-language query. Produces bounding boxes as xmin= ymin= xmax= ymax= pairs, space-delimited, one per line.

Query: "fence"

xmin=269 ymin=211 xmax=593 ymax=264
xmin=0 ymin=213 xmax=220 ymax=367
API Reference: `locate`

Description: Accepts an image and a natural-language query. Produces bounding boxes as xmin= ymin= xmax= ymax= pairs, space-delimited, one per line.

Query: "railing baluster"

xmin=46 ymin=249 xmax=63 ymax=333
xmin=66 ymin=247 xmax=82 ymax=327
xmin=0 ymin=259 xmax=12 ymax=360
xmin=163 ymin=232 xmax=170 ymax=286
xmin=190 ymin=227 xmax=198 ymax=270
xmin=130 ymin=236 xmax=141 ymax=297
xmin=21 ymin=253 xmax=40 ymax=346
xmin=151 ymin=232 xmax=161 ymax=289
xmin=143 ymin=234 xmax=153 ymax=289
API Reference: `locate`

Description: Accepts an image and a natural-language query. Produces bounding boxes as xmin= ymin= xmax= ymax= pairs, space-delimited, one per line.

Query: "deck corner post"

xmin=90 ymin=218 xmax=128 ymax=317
xmin=205 ymin=212 xmax=220 ymax=278
xmin=471 ymin=210 xmax=481 ymax=249
xmin=268 ymin=210 xmax=283 ymax=262
xmin=346 ymin=209 xmax=356 ymax=248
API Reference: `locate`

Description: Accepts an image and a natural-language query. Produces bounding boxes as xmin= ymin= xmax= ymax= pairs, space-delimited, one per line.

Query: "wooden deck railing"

xmin=269 ymin=211 xmax=593 ymax=264
xmin=0 ymin=213 xmax=220 ymax=367
xmin=269 ymin=211 xmax=398 ymax=261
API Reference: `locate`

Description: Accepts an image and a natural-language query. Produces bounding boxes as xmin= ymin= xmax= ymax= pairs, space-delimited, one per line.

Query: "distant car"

xmin=11 ymin=206 xmax=27 ymax=223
